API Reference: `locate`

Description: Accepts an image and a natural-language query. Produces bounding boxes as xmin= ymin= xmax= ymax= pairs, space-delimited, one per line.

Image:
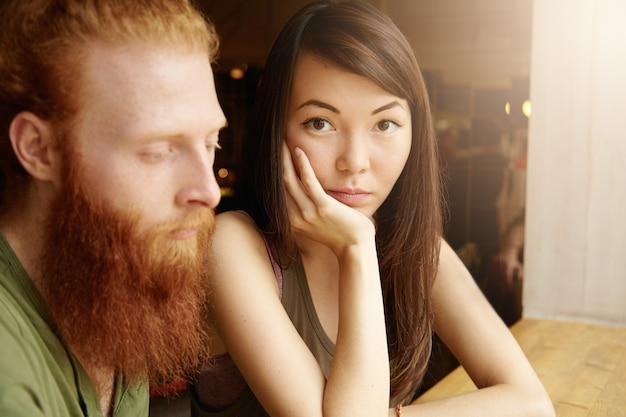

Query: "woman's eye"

xmin=375 ymin=119 xmax=400 ymax=133
xmin=303 ymin=118 xmax=333 ymax=132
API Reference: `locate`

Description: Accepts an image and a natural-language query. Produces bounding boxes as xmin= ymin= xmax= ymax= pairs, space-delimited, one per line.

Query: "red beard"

xmin=39 ymin=152 xmax=215 ymax=386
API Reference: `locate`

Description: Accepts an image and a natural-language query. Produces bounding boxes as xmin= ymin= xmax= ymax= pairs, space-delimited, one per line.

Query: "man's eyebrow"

xmin=372 ymin=101 xmax=404 ymax=115
xmin=132 ymin=118 xmax=229 ymax=142
xmin=297 ymin=99 xmax=340 ymax=114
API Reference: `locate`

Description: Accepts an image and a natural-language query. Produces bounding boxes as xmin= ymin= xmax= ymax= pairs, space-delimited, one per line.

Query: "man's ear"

xmin=9 ymin=111 xmax=61 ymax=183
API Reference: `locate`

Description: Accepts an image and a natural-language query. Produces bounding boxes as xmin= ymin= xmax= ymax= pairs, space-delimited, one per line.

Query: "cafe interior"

xmin=151 ymin=1 xmax=626 ymax=416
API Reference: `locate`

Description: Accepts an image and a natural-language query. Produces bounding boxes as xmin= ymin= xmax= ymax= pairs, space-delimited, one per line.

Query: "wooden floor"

xmin=416 ymin=318 xmax=626 ymax=416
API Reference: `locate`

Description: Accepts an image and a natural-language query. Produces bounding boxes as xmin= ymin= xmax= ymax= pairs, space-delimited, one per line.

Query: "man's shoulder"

xmin=0 ymin=286 xmax=150 ymax=417
xmin=0 ymin=285 xmax=51 ymax=416
xmin=0 ymin=256 xmax=46 ymax=345
xmin=0 ymin=275 xmax=58 ymax=372
xmin=0 ymin=277 xmax=29 ymax=339
xmin=0 ymin=270 xmax=71 ymax=413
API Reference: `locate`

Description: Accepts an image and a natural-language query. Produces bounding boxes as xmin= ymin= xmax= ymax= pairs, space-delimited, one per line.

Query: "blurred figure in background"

xmin=483 ymin=211 xmax=525 ymax=326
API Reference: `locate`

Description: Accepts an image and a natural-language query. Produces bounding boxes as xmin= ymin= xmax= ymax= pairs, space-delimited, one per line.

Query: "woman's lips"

xmin=327 ymin=189 xmax=370 ymax=206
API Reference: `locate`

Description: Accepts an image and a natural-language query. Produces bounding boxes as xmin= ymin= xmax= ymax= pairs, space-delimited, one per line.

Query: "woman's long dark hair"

xmin=237 ymin=0 xmax=443 ymax=405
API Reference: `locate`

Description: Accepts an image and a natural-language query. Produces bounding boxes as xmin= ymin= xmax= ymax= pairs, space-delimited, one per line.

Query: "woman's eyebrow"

xmin=372 ymin=101 xmax=404 ymax=115
xmin=297 ymin=99 xmax=405 ymax=115
xmin=297 ymin=99 xmax=340 ymax=114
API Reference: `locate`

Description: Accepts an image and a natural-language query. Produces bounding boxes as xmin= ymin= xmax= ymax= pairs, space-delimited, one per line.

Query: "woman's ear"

xmin=9 ymin=111 xmax=60 ymax=183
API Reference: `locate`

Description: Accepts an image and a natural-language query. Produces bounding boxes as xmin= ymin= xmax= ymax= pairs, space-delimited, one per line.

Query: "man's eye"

xmin=140 ymin=148 xmax=173 ymax=164
xmin=206 ymin=141 xmax=222 ymax=152
xmin=303 ymin=118 xmax=333 ymax=132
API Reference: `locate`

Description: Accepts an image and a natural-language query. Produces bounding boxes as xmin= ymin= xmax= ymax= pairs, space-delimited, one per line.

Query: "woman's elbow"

xmin=524 ymin=387 xmax=555 ymax=417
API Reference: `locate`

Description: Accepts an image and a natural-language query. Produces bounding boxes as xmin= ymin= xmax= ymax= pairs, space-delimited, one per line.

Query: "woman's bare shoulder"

xmin=210 ymin=210 xmax=275 ymax=284
xmin=215 ymin=209 xmax=256 ymax=229
xmin=212 ymin=210 xmax=262 ymax=247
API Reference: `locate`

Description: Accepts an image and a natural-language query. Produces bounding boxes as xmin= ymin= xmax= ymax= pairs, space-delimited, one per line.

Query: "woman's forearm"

xmin=402 ymin=382 xmax=554 ymax=417
xmin=324 ymin=241 xmax=390 ymax=416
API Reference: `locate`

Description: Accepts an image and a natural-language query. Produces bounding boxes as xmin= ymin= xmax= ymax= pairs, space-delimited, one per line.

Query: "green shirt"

xmin=0 ymin=234 xmax=148 ymax=417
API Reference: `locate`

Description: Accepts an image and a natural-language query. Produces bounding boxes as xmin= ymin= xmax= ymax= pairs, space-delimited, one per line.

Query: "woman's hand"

xmin=282 ymin=142 xmax=375 ymax=256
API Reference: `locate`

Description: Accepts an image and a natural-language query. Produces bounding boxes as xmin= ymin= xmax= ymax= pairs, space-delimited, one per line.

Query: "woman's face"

xmin=285 ymin=53 xmax=412 ymax=219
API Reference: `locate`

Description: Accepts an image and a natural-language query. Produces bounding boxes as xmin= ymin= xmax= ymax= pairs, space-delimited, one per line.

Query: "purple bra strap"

xmin=261 ymin=235 xmax=283 ymax=300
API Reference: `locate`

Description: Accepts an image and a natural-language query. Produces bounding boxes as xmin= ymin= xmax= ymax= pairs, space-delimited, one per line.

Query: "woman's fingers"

xmin=290 ymin=146 xmax=328 ymax=206
xmin=283 ymin=143 xmax=323 ymax=231
xmin=282 ymin=143 xmax=375 ymax=250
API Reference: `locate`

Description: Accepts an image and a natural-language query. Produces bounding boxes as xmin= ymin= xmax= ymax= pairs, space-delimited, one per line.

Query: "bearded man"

xmin=0 ymin=1 xmax=226 ymax=416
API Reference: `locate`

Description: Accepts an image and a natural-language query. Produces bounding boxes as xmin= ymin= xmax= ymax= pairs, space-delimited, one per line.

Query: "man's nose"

xmin=175 ymin=151 xmax=221 ymax=209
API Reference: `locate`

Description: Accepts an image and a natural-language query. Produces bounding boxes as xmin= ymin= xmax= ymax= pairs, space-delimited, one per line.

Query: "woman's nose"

xmin=336 ymin=134 xmax=371 ymax=174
